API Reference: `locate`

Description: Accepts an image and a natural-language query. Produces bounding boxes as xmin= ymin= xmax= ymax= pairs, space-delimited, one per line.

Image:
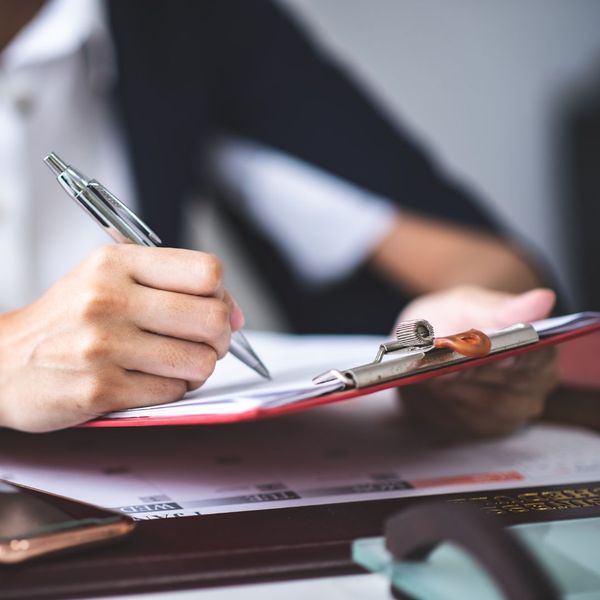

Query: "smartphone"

xmin=0 ymin=480 xmax=135 ymax=564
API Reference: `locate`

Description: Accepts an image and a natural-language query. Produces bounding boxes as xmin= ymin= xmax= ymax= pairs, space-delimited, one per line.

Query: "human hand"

xmin=0 ymin=246 xmax=244 ymax=432
xmin=399 ymin=285 xmax=559 ymax=438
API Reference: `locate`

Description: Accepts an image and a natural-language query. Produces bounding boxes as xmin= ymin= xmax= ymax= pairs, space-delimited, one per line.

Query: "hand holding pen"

xmin=0 ymin=153 xmax=269 ymax=434
xmin=0 ymin=241 xmax=249 ymax=431
xmin=44 ymin=152 xmax=270 ymax=380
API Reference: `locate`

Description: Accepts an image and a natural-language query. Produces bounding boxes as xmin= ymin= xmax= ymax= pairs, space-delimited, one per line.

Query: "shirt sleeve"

xmin=210 ymin=136 xmax=397 ymax=286
xmin=212 ymin=0 xmax=502 ymax=237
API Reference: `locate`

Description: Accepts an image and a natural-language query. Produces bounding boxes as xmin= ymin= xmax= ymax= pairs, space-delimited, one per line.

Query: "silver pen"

xmin=43 ymin=151 xmax=270 ymax=380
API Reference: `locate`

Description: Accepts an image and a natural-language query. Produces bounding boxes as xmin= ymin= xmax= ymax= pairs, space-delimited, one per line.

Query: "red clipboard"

xmin=83 ymin=317 xmax=600 ymax=428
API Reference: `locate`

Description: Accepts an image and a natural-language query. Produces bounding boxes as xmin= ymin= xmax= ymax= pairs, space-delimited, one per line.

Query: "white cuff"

xmin=210 ymin=137 xmax=398 ymax=286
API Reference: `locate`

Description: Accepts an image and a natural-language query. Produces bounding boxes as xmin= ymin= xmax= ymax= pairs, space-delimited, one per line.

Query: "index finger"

xmin=118 ymin=246 xmax=224 ymax=296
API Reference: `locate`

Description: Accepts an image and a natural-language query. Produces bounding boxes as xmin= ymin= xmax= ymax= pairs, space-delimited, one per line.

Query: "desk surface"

xmin=5 ymin=395 xmax=600 ymax=599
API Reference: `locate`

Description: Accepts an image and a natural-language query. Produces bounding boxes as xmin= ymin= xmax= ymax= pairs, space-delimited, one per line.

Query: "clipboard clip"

xmin=374 ymin=319 xmax=492 ymax=362
xmin=313 ymin=319 xmax=538 ymax=390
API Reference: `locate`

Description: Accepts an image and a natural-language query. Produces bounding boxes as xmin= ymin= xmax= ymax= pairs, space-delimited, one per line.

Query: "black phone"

xmin=0 ymin=480 xmax=135 ymax=564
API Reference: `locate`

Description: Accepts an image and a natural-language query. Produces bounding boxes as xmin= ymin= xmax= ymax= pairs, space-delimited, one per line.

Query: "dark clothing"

xmin=106 ymin=0 xmax=501 ymax=334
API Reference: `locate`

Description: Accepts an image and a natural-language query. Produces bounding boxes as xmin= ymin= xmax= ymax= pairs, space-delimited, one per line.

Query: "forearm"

xmin=370 ymin=212 xmax=542 ymax=294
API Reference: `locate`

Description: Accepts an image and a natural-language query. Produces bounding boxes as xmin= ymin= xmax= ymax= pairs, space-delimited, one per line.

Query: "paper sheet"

xmin=3 ymin=392 xmax=600 ymax=519
xmin=532 ymin=311 xmax=600 ymax=336
xmin=106 ymin=332 xmax=381 ymax=418
xmin=105 ymin=313 xmax=600 ymax=420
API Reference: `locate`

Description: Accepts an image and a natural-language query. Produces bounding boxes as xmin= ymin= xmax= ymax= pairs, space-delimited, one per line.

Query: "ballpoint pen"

xmin=43 ymin=151 xmax=271 ymax=380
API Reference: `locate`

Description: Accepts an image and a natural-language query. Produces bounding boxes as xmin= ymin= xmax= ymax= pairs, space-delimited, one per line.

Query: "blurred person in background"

xmin=0 ymin=0 xmax=558 ymax=434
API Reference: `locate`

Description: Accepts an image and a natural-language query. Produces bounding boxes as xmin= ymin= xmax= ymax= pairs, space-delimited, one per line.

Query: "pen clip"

xmin=87 ymin=182 xmax=162 ymax=247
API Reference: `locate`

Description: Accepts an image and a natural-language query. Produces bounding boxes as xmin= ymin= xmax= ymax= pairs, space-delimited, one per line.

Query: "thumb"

xmin=494 ymin=288 xmax=556 ymax=329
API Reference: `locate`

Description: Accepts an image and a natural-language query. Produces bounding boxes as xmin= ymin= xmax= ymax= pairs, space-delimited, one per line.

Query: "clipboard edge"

xmin=82 ymin=321 xmax=600 ymax=428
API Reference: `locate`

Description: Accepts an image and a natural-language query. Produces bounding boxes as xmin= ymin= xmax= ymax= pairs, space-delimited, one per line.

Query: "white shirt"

xmin=0 ymin=0 xmax=396 ymax=313
xmin=0 ymin=0 xmax=133 ymax=312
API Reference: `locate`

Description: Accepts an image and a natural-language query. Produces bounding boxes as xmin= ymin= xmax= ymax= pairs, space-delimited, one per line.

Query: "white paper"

xmin=3 ymin=392 xmax=600 ymax=520
xmin=532 ymin=311 xmax=600 ymax=336
xmin=105 ymin=332 xmax=381 ymax=419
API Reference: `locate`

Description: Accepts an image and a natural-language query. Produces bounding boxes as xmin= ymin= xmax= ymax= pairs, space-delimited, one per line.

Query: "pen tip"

xmin=43 ymin=152 xmax=68 ymax=175
xmin=252 ymin=359 xmax=271 ymax=379
xmin=255 ymin=362 xmax=272 ymax=380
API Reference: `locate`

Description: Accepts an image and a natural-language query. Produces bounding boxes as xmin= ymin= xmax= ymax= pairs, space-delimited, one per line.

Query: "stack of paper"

xmin=106 ymin=333 xmax=382 ymax=420
xmin=532 ymin=311 xmax=600 ymax=336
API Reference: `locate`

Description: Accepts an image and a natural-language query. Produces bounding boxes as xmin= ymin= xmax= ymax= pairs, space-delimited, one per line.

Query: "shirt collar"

xmin=2 ymin=0 xmax=109 ymax=73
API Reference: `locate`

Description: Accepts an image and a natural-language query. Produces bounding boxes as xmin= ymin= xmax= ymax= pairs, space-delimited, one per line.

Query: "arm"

xmin=214 ymin=1 xmax=548 ymax=297
xmin=372 ymin=213 xmax=542 ymax=295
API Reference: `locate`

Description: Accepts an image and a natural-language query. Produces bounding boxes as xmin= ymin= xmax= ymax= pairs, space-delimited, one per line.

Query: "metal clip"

xmin=313 ymin=323 xmax=538 ymax=390
xmin=373 ymin=319 xmax=435 ymax=363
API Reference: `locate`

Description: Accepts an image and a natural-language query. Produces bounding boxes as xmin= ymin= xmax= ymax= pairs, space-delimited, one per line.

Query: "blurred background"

xmin=193 ymin=0 xmax=600 ymax=330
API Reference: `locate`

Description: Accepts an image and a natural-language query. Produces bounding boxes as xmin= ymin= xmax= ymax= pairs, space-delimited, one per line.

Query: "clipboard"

xmin=83 ymin=312 xmax=600 ymax=428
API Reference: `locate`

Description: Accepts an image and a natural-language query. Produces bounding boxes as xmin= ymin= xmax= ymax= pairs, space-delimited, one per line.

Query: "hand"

xmin=399 ymin=285 xmax=560 ymax=438
xmin=0 ymin=245 xmax=244 ymax=432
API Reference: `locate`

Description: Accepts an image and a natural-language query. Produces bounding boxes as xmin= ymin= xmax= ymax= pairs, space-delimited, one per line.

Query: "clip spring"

xmin=374 ymin=319 xmax=435 ymax=363
xmin=374 ymin=319 xmax=491 ymax=363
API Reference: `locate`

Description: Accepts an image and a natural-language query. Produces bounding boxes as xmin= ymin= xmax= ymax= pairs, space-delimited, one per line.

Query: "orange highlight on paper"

xmin=411 ymin=470 xmax=524 ymax=489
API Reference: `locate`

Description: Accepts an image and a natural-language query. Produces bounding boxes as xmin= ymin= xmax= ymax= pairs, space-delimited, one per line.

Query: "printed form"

xmin=3 ymin=395 xmax=600 ymax=519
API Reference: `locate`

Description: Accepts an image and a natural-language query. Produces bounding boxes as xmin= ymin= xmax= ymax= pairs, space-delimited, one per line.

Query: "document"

xmin=3 ymin=391 xmax=600 ymax=520
xmin=106 ymin=332 xmax=381 ymax=419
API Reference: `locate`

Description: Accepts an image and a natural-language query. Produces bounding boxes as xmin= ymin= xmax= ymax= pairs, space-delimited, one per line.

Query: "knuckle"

xmin=78 ymin=286 xmax=123 ymax=322
xmin=161 ymin=342 xmax=218 ymax=383
xmin=87 ymin=245 xmax=121 ymax=273
xmin=79 ymin=374 xmax=114 ymax=415
xmin=161 ymin=344 xmax=188 ymax=375
xmin=146 ymin=375 xmax=186 ymax=404
xmin=200 ymin=253 xmax=224 ymax=291
xmin=194 ymin=346 xmax=218 ymax=382
xmin=164 ymin=379 xmax=188 ymax=403
xmin=79 ymin=327 xmax=112 ymax=363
